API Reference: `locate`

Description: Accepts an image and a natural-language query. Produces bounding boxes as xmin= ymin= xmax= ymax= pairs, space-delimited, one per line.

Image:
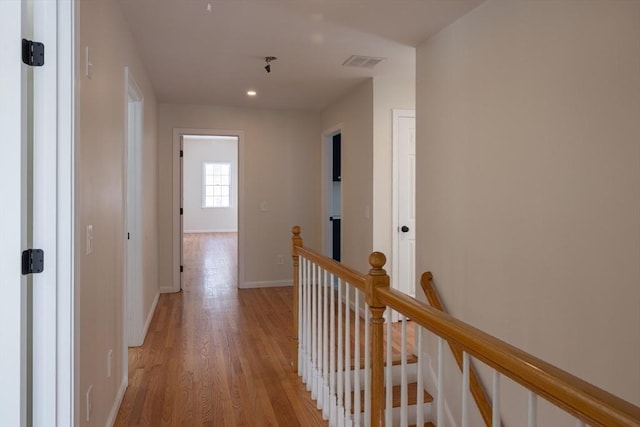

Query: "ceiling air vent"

xmin=342 ymin=55 xmax=385 ymax=69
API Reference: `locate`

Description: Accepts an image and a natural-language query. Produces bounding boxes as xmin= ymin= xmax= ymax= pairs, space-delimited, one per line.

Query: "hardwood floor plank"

xmin=114 ymin=233 xmax=326 ymax=426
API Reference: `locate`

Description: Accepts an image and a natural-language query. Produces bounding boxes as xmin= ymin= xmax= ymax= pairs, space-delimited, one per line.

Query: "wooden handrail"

xmin=421 ymin=272 xmax=498 ymax=427
xmin=376 ymin=286 xmax=640 ymax=427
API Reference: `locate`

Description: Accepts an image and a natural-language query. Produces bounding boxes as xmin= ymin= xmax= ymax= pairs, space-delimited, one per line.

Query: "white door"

xmin=393 ymin=111 xmax=417 ymax=298
xmin=0 ymin=2 xmax=29 ymax=424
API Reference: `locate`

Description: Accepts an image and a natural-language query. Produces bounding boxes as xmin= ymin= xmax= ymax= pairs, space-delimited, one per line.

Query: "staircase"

xmin=348 ymin=336 xmax=434 ymax=426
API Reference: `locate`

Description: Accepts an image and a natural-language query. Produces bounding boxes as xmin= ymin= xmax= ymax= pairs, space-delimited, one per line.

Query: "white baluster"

xmin=345 ymin=284 xmax=352 ymax=420
xmin=364 ymin=301 xmax=371 ymax=426
xmin=307 ymin=259 xmax=312 ymax=390
xmin=528 ymin=392 xmax=537 ymax=427
xmin=311 ymin=263 xmax=317 ymax=398
xmin=337 ymin=278 xmax=345 ymax=425
xmin=462 ymin=352 xmax=470 ymax=427
xmin=492 ymin=371 xmax=500 ymax=427
xmin=385 ymin=309 xmax=393 ymax=427
xmin=316 ymin=264 xmax=323 ymax=407
xmin=416 ymin=326 xmax=424 ymax=427
xmin=576 ymin=420 xmax=586 ymax=427
xmin=298 ymin=257 xmax=304 ymax=379
xmin=330 ymin=273 xmax=337 ymax=425
xmin=305 ymin=261 xmax=313 ymax=391
xmin=323 ymin=269 xmax=329 ymax=419
xmin=437 ymin=337 xmax=444 ymax=427
xmin=317 ymin=268 xmax=324 ymax=411
xmin=354 ymin=290 xmax=361 ymax=425
xmin=401 ymin=315 xmax=408 ymax=427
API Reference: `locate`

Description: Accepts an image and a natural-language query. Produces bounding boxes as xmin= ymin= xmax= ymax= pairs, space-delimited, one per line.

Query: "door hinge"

xmin=180 ymin=208 xmax=183 ymax=215
xmin=127 ymin=232 xmax=130 ymax=240
xmin=180 ymin=265 xmax=184 ymax=273
xmin=180 ymin=150 xmax=183 ymax=158
xmin=22 ymin=39 xmax=45 ymax=67
xmin=22 ymin=249 xmax=44 ymax=275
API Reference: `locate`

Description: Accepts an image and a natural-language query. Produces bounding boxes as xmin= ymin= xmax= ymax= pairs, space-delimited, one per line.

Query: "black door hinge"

xmin=22 ymin=249 xmax=44 ymax=275
xmin=180 ymin=150 xmax=183 ymax=158
xmin=127 ymin=232 xmax=130 ymax=240
xmin=180 ymin=265 xmax=184 ymax=273
xmin=22 ymin=39 xmax=45 ymax=67
xmin=180 ymin=208 xmax=183 ymax=215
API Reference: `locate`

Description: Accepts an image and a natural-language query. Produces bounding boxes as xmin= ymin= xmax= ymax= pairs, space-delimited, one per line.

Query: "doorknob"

xmin=401 ymin=225 xmax=409 ymax=233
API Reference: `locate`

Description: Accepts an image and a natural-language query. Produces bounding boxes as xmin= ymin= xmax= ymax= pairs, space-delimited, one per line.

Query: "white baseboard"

xmin=141 ymin=292 xmax=159 ymax=344
xmin=106 ymin=375 xmax=128 ymax=427
xmin=184 ymin=229 xmax=237 ymax=233
xmin=159 ymin=285 xmax=179 ymax=294
xmin=239 ymin=280 xmax=293 ymax=289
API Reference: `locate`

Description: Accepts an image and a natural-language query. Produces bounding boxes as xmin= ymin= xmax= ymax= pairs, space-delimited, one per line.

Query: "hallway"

xmin=115 ymin=233 xmax=327 ymax=426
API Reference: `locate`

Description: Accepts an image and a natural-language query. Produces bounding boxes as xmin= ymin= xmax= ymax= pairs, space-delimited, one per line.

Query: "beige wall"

xmin=416 ymin=0 xmax=640 ymax=424
xmin=157 ymin=104 xmax=321 ymax=290
xmin=78 ymin=0 xmax=159 ymax=425
xmin=321 ymin=80 xmax=375 ymax=273
xmin=372 ymin=73 xmax=416 ymax=272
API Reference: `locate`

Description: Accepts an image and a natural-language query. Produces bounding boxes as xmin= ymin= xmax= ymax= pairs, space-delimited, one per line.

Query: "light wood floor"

xmin=114 ymin=232 xmax=327 ymax=426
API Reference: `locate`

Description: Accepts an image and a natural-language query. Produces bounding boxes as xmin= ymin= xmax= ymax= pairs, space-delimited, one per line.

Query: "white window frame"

xmin=202 ymin=161 xmax=232 ymax=208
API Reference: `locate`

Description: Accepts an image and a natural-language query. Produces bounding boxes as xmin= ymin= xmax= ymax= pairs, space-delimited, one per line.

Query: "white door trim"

xmin=391 ymin=109 xmax=416 ymax=298
xmin=0 ymin=1 xmax=27 ymax=424
xmin=171 ymin=128 xmax=245 ymax=291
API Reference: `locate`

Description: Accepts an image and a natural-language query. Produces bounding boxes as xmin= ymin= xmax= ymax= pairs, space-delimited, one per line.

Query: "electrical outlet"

xmin=277 ymin=254 xmax=284 ymax=265
xmin=86 ymin=385 xmax=93 ymax=421
xmin=107 ymin=349 xmax=113 ymax=378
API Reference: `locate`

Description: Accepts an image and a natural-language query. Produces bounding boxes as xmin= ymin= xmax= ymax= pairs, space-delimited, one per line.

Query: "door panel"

xmin=397 ymin=115 xmax=416 ymax=298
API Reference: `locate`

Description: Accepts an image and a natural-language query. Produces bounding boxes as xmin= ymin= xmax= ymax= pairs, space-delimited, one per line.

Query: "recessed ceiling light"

xmin=247 ymin=90 xmax=257 ymax=97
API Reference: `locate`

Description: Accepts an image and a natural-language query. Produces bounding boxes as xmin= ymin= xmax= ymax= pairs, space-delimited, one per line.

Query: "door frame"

xmin=124 ymin=67 xmax=144 ymax=351
xmin=171 ymin=128 xmax=245 ymax=291
xmin=0 ymin=0 xmax=75 ymax=424
xmin=0 ymin=2 xmax=28 ymax=423
xmin=391 ymin=109 xmax=416 ymax=297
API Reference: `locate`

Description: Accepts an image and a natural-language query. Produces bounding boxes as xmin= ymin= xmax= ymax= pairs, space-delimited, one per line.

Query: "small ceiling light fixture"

xmin=247 ymin=90 xmax=257 ymax=97
xmin=206 ymin=3 xmax=212 ymax=12
xmin=264 ymin=56 xmax=277 ymax=73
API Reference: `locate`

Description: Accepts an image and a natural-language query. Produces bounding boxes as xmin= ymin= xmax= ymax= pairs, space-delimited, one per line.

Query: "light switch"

xmin=86 ymin=225 xmax=93 ymax=255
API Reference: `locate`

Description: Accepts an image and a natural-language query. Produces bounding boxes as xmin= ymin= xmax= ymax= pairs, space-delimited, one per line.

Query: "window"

xmin=203 ymin=162 xmax=231 ymax=208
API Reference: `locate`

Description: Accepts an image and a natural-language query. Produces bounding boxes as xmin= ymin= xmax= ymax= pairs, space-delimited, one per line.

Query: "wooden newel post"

xmin=291 ymin=225 xmax=303 ymax=373
xmin=366 ymin=251 xmax=390 ymax=427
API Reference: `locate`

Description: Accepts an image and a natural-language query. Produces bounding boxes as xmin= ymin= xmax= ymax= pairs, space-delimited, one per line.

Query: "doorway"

xmin=323 ymin=126 xmax=342 ymax=260
xmin=124 ymin=68 xmax=144 ymax=348
xmin=175 ymin=131 xmax=243 ymax=291
xmin=392 ymin=110 xmax=416 ymax=298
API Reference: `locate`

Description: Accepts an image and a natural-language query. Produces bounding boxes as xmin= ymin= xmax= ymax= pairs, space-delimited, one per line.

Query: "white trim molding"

xmin=239 ymin=280 xmax=293 ymax=289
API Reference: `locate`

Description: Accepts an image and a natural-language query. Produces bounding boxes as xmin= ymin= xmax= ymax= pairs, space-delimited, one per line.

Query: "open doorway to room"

xmin=322 ymin=126 xmax=342 ymax=261
xmin=181 ymin=134 xmax=239 ymax=292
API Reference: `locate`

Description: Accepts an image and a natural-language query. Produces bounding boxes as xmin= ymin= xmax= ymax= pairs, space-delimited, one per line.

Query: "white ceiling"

xmin=119 ymin=0 xmax=484 ymax=111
